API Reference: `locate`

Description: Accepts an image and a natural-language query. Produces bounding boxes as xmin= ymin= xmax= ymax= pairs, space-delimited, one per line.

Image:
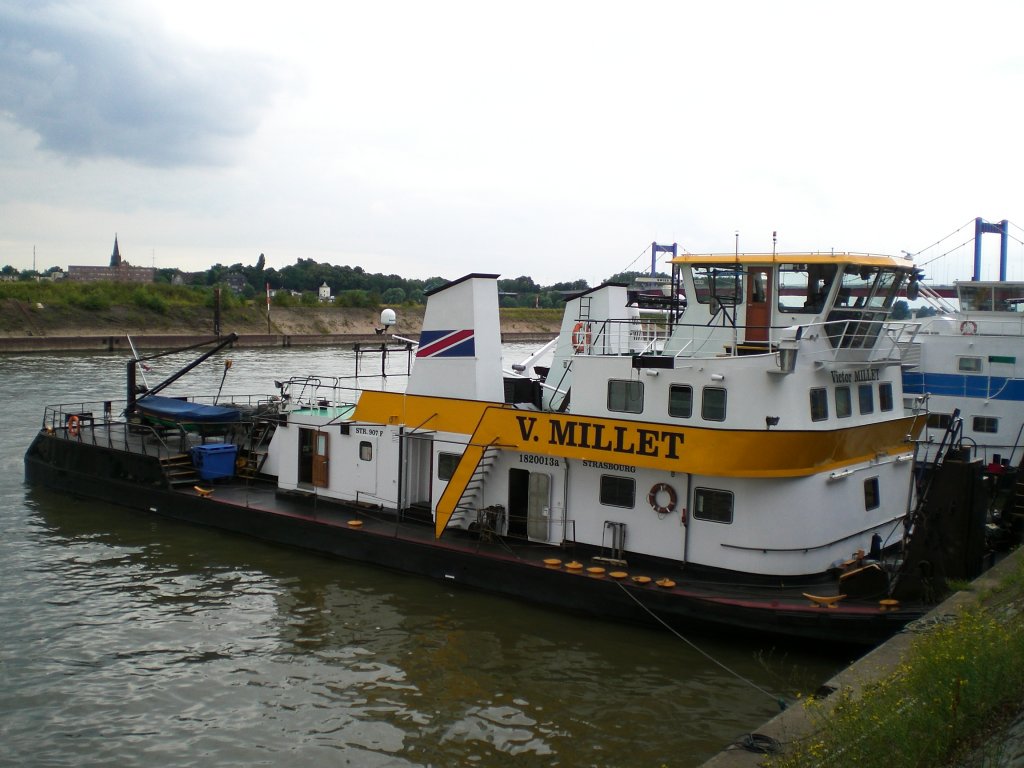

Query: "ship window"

xmin=959 ymin=285 xmax=993 ymax=311
xmin=359 ymin=441 xmax=372 ymax=461
xmin=702 ymin=387 xmax=727 ymax=421
xmin=608 ymin=379 xmax=644 ymax=413
xmin=927 ymin=413 xmax=952 ymax=430
xmin=668 ymin=384 xmax=693 ymax=418
xmin=835 ymin=386 xmax=852 ymax=418
xmin=600 ymin=475 xmax=635 ymax=508
xmin=810 ymin=388 xmax=829 ymax=421
xmin=777 ymin=263 xmax=838 ymax=314
xmin=958 ymin=357 xmax=983 ymax=373
xmin=693 ymin=488 xmax=734 ymax=524
xmin=879 ymin=382 xmax=894 ymax=412
xmin=692 ymin=266 xmax=743 ymax=306
xmin=973 ymin=416 xmax=999 ymax=434
xmin=438 ymin=452 xmax=461 ymax=481
xmin=864 ymin=477 xmax=880 ymax=511
xmin=858 ymin=384 xmax=874 ymax=414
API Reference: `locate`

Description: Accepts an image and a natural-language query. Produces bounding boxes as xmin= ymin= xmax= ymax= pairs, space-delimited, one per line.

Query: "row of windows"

xmin=927 ymin=413 xmax=999 ymax=434
xmin=437 ymin=453 xmax=883 ymax=519
xmin=810 ymin=382 xmax=894 ymax=422
xmin=599 ymin=475 xmax=881 ymax=520
xmin=608 ymin=380 xmax=727 ymax=421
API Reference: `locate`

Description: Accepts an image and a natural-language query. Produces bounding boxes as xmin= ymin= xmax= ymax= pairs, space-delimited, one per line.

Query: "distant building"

xmin=68 ymin=236 xmax=155 ymax=283
xmin=223 ymin=273 xmax=248 ymax=294
xmin=318 ymin=281 xmax=333 ymax=302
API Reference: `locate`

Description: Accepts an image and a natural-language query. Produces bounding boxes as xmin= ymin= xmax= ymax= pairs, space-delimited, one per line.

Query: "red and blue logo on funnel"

xmin=416 ymin=329 xmax=476 ymax=358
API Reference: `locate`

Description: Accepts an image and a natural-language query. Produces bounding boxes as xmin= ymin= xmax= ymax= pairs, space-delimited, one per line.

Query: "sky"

xmin=2 ymin=0 xmax=1024 ymax=286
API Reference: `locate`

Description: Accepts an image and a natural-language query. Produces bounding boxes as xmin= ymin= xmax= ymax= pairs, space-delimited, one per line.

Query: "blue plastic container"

xmin=191 ymin=443 xmax=238 ymax=481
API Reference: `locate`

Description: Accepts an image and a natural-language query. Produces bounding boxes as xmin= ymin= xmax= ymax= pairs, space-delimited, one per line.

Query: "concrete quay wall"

xmin=0 ymin=333 xmax=556 ymax=354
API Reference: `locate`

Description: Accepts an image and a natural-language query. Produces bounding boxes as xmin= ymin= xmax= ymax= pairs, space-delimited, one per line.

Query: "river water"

xmin=0 ymin=345 xmax=845 ymax=767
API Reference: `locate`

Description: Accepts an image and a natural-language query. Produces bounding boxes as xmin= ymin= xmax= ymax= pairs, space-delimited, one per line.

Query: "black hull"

xmin=25 ymin=432 xmax=917 ymax=646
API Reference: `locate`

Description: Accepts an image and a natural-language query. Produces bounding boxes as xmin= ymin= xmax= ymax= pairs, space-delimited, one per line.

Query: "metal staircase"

xmin=160 ymin=453 xmax=200 ymax=488
xmin=451 ymin=445 xmax=499 ymax=523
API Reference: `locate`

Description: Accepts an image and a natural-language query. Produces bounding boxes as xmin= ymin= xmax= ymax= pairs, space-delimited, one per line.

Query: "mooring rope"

xmin=613 ymin=580 xmax=791 ymax=712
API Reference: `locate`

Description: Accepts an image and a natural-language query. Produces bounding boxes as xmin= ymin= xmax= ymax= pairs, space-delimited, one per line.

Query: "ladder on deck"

xmin=237 ymin=420 xmax=277 ymax=480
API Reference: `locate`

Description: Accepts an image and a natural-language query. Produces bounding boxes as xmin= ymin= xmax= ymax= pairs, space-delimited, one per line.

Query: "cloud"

xmin=0 ymin=0 xmax=282 ymax=167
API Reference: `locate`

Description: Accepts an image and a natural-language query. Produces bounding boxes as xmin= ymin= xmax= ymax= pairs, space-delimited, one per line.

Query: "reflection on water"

xmin=1 ymin=348 xmax=845 ymax=767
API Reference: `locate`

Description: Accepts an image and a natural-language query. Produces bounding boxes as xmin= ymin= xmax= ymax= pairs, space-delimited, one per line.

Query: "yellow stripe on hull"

xmin=355 ymin=390 xmax=921 ymax=476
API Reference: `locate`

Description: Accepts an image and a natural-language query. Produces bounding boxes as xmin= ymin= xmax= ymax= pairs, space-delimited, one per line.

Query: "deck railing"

xmin=570 ymin=316 xmax=921 ymax=367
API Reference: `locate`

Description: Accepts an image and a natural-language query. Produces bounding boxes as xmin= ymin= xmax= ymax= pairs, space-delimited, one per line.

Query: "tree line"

xmin=3 ymin=256 xmax=652 ymax=309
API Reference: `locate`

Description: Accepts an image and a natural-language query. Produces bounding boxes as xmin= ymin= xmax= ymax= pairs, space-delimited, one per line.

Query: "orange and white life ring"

xmin=67 ymin=414 xmax=81 ymax=437
xmin=571 ymin=321 xmax=592 ymax=352
xmin=648 ymin=482 xmax=677 ymax=516
xmin=960 ymin=320 xmax=977 ymax=335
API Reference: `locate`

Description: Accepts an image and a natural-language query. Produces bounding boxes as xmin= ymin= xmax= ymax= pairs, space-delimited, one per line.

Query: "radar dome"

xmin=380 ymin=308 xmax=397 ymax=327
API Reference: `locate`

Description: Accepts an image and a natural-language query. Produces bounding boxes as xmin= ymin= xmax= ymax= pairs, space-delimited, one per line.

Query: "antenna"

xmin=772 ymin=230 xmax=777 ymax=258
xmin=734 ymin=230 xmax=739 ymax=258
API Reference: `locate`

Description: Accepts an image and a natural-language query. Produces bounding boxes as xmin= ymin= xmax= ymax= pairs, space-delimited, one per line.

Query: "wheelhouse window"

xmin=702 ymin=387 xmax=727 ymax=421
xmin=858 ymin=384 xmax=874 ymax=414
xmin=864 ymin=477 xmax=880 ymax=511
xmin=879 ymin=382 xmax=894 ymax=412
xmin=959 ymin=284 xmax=994 ymax=311
xmin=973 ymin=416 xmax=999 ymax=434
xmin=835 ymin=386 xmax=852 ymax=418
xmin=359 ymin=441 xmax=373 ymax=461
xmin=438 ymin=452 xmax=461 ymax=481
xmin=835 ymin=266 xmax=901 ymax=310
xmin=958 ymin=357 xmax=983 ymax=373
xmin=693 ymin=488 xmax=734 ymax=524
xmin=810 ymin=388 xmax=829 ymax=422
xmin=608 ymin=379 xmax=644 ymax=413
xmin=826 ymin=266 xmax=906 ymax=350
xmin=692 ymin=266 xmax=743 ymax=307
xmin=600 ymin=475 xmax=635 ymax=508
xmin=777 ymin=263 xmax=838 ymax=314
xmin=927 ymin=413 xmax=953 ymax=430
xmin=668 ymin=384 xmax=693 ymax=418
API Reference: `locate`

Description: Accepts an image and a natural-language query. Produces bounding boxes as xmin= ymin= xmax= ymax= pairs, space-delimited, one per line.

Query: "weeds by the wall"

xmin=767 ymin=555 xmax=1024 ymax=768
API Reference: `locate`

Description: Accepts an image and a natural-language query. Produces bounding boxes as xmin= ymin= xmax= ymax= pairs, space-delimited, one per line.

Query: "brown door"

xmin=745 ymin=267 xmax=773 ymax=343
xmin=312 ymin=431 xmax=329 ymax=488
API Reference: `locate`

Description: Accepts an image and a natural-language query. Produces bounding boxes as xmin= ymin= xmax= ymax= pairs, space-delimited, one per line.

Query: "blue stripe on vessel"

xmin=902 ymin=372 xmax=1024 ymax=401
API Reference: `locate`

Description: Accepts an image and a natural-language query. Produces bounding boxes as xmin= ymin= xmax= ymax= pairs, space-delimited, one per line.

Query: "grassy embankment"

xmin=766 ymin=554 xmax=1024 ymax=768
xmin=0 ymin=282 xmax=562 ymax=336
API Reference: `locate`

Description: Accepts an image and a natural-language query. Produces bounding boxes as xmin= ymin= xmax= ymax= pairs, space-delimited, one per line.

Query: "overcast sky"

xmin=2 ymin=0 xmax=1023 ymax=285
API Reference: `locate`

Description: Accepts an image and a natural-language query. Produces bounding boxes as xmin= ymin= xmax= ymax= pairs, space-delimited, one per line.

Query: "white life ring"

xmin=648 ymin=482 xmax=677 ymax=516
xmin=571 ymin=321 xmax=591 ymax=352
xmin=960 ymin=320 xmax=977 ymax=335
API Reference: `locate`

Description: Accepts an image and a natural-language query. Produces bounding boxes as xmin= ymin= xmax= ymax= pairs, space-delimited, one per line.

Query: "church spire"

xmin=110 ymin=234 xmax=122 ymax=267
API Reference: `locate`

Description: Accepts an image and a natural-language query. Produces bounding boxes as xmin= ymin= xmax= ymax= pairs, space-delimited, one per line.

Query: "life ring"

xmin=67 ymin=414 xmax=81 ymax=437
xmin=571 ymin=321 xmax=592 ymax=352
xmin=648 ymin=482 xmax=677 ymax=516
xmin=960 ymin=320 xmax=977 ymax=335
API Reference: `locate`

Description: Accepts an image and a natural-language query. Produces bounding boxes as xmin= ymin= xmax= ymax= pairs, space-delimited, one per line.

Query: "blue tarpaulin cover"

xmin=136 ymin=395 xmax=241 ymax=424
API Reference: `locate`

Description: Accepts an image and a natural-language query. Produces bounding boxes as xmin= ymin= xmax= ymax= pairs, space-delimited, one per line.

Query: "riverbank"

xmin=699 ymin=546 xmax=1024 ymax=768
xmin=0 ymin=302 xmax=561 ymax=352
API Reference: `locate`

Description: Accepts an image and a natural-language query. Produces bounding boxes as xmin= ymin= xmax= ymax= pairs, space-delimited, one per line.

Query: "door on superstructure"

xmin=744 ymin=267 xmax=773 ymax=344
xmin=354 ymin=436 xmax=377 ymax=494
xmin=508 ymin=468 xmax=551 ymax=541
xmin=312 ymin=431 xmax=329 ymax=488
xmin=401 ymin=433 xmax=433 ymax=508
xmin=298 ymin=428 xmax=315 ymax=485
